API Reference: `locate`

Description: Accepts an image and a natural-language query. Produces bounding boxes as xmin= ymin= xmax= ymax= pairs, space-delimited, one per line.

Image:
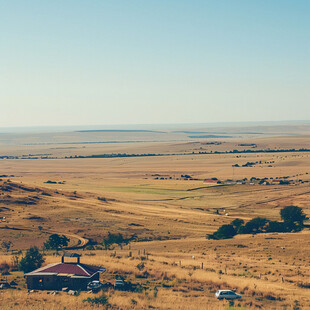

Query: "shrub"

xmin=83 ymin=294 xmax=109 ymax=305
xmin=136 ymin=262 xmax=145 ymax=271
xmin=1 ymin=240 xmax=12 ymax=252
xmin=0 ymin=262 xmax=11 ymax=275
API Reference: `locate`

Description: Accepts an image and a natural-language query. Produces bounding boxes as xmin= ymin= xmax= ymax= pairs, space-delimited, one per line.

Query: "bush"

xmin=0 ymin=262 xmax=11 ymax=275
xmin=83 ymin=294 xmax=109 ymax=305
xmin=1 ymin=240 xmax=12 ymax=252
xmin=136 ymin=262 xmax=145 ymax=271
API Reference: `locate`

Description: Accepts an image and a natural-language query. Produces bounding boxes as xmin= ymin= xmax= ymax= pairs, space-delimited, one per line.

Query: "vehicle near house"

xmin=0 ymin=282 xmax=11 ymax=289
xmin=87 ymin=280 xmax=103 ymax=293
xmin=215 ymin=290 xmax=242 ymax=300
xmin=114 ymin=278 xmax=125 ymax=290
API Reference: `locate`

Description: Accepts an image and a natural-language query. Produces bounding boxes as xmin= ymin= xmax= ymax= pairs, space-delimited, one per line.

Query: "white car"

xmin=114 ymin=279 xmax=125 ymax=290
xmin=87 ymin=280 xmax=103 ymax=292
xmin=215 ymin=290 xmax=242 ymax=300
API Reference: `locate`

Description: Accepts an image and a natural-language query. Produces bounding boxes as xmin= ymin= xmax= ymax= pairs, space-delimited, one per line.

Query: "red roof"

xmin=26 ymin=263 xmax=104 ymax=278
xmin=203 ymin=179 xmax=218 ymax=183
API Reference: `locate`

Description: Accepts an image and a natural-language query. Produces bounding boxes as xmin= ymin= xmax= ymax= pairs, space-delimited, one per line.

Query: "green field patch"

xmin=103 ymin=186 xmax=188 ymax=196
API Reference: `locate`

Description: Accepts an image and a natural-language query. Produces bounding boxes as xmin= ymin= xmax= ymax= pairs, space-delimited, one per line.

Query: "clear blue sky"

xmin=1 ymin=0 xmax=309 ymax=127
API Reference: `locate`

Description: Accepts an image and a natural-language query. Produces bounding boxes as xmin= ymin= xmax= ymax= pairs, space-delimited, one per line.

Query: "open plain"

xmin=0 ymin=124 xmax=309 ymax=309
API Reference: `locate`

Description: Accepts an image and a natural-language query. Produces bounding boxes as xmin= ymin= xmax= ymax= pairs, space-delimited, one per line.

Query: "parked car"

xmin=114 ymin=279 xmax=125 ymax=290
xmin=0 ymin=282 xmax=11 ymax=289
xmin=87 ymin=280 xmax=103 ymax=293
xmin=215 ymin=290 xmax=242 ymax=300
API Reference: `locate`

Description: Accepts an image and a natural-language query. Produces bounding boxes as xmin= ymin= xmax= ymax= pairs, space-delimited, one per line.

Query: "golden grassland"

xmin=1 ymin=231 xmax=309 ymax=310
xmin=0 ymin=134 xmax=310 ymax=309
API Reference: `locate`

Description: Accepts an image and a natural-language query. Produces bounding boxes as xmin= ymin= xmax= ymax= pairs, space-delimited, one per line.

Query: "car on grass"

xmin=114 ymin=279 xmax=125 ymax=290
xmin=215 ymin=290 xmax=242 ymax=300
xmin=0 ymin=282 xmax=11 ymax=289
xmin=87 ymin=280 xmax=103 ymax=293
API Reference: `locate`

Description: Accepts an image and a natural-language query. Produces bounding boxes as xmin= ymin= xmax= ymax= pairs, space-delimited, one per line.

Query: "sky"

xmin=0 ymin=0 xmax=309 ymax=128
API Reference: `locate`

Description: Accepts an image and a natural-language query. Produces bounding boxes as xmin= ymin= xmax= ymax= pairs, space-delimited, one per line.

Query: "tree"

xmin=279 ymin=180 xmax=290 ymax=185
xmin=19 ymin=246 xmax=45 ymax=273
xmin=102 ymin=233 xmax=133 ymax=250
xmin=266 ymin=221 xmax=288 ymax=233
xmin=243 ymin=217 xmax=269 ymax=234
xmin=208 ymin=224 xmax=236 ymax=240
xmin=280 ymin=206 xmax=307 ymax=227
xmin=231 ymin=218 xmax=244 ymax=230
xmin=44 ymin=234 xmax=70 ymax=251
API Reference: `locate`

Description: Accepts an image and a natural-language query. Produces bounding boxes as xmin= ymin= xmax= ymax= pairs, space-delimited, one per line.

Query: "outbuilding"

xmin=203 ymin=179 xmax=219 ymax=184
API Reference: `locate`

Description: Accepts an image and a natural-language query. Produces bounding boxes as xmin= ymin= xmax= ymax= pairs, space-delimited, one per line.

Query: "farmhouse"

xmin=25 ymin=253 xmax=105 ymax=290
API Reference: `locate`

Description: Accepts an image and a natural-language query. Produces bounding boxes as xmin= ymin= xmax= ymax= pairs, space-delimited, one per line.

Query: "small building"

xmin=25 ymin=253 xmax=105 ymax=291
xmin=203 ymin=179 xmax=219 ymax=184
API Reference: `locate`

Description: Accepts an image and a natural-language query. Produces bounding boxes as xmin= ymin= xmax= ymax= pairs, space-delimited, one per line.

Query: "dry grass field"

xmin=0 ymin=126 xmax=309 ymax=309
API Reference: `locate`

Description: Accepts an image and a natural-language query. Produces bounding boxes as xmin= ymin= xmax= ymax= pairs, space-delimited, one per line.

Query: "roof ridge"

xmin=36 ymin=262 xmax=60 ymax=271
xmin=24 ymin=262 xmax=60 ymax=275
xmin=25 ymin=262 xmax=104 ymax=277
xmin=76 ymin=263 xmax=91 ymax=276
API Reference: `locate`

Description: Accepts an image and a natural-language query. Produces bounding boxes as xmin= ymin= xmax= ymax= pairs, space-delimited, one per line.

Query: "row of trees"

xmin=208 ymin=206 xmax=308 ymax=240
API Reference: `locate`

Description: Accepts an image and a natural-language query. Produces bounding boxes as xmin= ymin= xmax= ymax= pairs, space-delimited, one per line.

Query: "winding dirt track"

xmin=46 ymin=230 xmax=89 ymax=249
xmin=0 ymin=224 xmax=89 ymax=250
